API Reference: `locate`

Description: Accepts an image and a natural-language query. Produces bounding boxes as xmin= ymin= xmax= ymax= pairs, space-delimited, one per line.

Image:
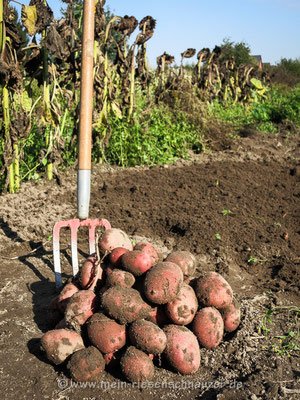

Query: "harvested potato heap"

xmin=41 ymin=228 xmax=241 ymax=383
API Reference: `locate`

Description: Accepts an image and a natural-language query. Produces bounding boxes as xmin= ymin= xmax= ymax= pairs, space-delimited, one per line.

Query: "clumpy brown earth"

xmin=0 ymin=132 xmax=299 ymax=400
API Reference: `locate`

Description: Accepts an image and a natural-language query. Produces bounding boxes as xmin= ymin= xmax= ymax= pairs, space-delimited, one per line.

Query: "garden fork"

xmin=53 ymin=0 xmax=110 ymax=288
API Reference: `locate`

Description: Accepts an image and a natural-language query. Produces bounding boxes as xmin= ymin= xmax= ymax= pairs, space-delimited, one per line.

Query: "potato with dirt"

xmin=192 ymin=306 xmax=224 ymax=349
xmin=67 ymin=346 xmax=105 ymax=382
xmin=143 ymin=261 xmax=183 ymax=304
xmin=79 ymin=254 xmax=104 ymax=289
xmin=101 ymin=286 xmax=152 ymax=324
xmin=64 ymin=290 xmax=97 ymax=330
xmin=98 ymin=228 xmax=133 ymax=253
xmin=194 ymin=271 xmax=233 ymax=309
xmin=129 ymin=319 xmax=167 ymax=354
xmin=165 ymin=283 xmax=198 ymax=325
xmin=40 ymin=329 xmax=85 ymax=365
xmin=105 ymin=268 xmax=135 ymax=288
xmin=134 ymin=241 xmax=160 ymax=265
xmin=165 ymin=250 xmax=196 ymax=280
xmin=120 ymin=346 xmax=155 ymax=382
xmin=57 ymin=282 xmax=79 ymax=313
xmin=163 ymin=325 xmax=200 ymax=374
xmin=220 ymin=298 xmax=241 ymax=332
xmin=87 ymin=312 xmax=126 ymax=354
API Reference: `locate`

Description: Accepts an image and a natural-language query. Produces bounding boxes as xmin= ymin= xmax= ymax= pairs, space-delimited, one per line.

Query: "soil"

xmin=0 ymin=131 xmax=299 ymax=400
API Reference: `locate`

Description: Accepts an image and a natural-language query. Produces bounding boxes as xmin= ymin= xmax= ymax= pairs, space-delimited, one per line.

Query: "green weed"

xmin=259 ymin=305 xmax=300 ymax=357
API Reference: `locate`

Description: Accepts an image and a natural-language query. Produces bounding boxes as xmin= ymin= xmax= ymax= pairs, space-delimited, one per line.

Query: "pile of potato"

xmin=42 ymin=228 xmax=241 ymax=383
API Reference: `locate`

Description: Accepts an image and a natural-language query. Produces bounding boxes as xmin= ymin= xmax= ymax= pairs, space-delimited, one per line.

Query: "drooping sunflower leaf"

xmin=21 ymin=5 xmax=38 ymax=36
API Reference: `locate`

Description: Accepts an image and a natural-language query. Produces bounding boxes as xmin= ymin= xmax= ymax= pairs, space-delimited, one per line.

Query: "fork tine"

xmin=53 ymin=221 xmax=63 ymax=288
xmin=88 ymin=222 xmax=96 ymax=254
xmin=53 ymin=218 xmax=111 ymax=288
xmin=70 ymin=219 xmax=80 ymax=277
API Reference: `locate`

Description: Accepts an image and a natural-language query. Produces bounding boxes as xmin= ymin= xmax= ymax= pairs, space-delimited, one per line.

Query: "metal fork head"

xmin=53 ymin=218 xmax=111 ymax=288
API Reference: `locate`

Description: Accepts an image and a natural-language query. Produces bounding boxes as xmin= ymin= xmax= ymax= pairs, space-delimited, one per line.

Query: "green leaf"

xmin=250 ymin=78 xmax=263 ymax=90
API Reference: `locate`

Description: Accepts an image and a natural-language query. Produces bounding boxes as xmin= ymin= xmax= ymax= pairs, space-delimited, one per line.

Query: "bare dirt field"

xmin=0 ymin=131 xmax=299 ymax=400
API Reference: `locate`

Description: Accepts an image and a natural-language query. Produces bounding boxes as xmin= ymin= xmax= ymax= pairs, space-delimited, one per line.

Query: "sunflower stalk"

xmin=128 ymin=41 xmax=138 ymax=121
xmin=0 ymin=0 xmax=5 ymax=55
xmin=100 ymin=16 xmax=121 ymax=124
xmin=3 ymin=86 xmax=15 ymax=193
xmin=41 ymin=0 xmax=52 ymax=180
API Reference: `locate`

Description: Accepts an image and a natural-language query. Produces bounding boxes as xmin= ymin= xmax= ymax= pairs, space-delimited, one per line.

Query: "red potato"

xmin=121 ymin=250 xmax=153 ymax=276
xmin=163 ymin=325 xmax=200 ymax=375
xmin=194 ymin=272 xmax=233 ymax=309
xmin=79 ymin=255 xmax=104 ymax=289
xmin=106 ymin=268 xmax=135 ymax=288
xmin=98 ymin=228 xmax=133 ymax=254
xmin=165 ymin=283 xmax=198 ymax=325
xmin=192 ymin=307 xmax=224 ymax=349
xmin=87 ymin=313 xmax=126 ymax=354
xmin=134 ymin=242 xmax=160 ymax=265
xmin=57 ymin=282 xmax=79 ymax=313
xmin=146 ymin=305 xmax=170 ymax=327
xmin=108 ymin=247 xmax=129 ymax=267
xmin=40 ymin=329 xmax=84 ymax=365
xmin=101 ymin=286 xmax=152 ymax=324
xmin=165 ymin=250 xmax=196 ymax=279
xmin=120 ymin=346 xmax=155 ymax=383
xmin=65 ymin=290 xmax=97 ymax=330
xmin=220 ymin=298 xmax=241 ymax=332
xmin=67 ymin=347 xmax=105 ymax=382
xmin=129 ymin=319 xmax=167 ymax=355
xmin=143 ymin=262 xmax=183 ymax=304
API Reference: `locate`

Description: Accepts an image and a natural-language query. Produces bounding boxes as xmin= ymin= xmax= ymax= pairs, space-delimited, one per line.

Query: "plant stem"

xmin=128 ymin=42 xmax=137 ymax=121
xmin=42 ymin=18 xmax=52 ymax=180
xmin=13 ymin=141 xmax=20 ymax=190
xmin=0 ymin=0 xmax=5 ymax=56
xmin=3 ymin=86 xmax=15 ymax=193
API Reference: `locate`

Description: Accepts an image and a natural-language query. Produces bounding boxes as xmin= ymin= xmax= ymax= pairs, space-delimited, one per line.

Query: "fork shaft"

xmin=78 ymin=169 xmax=91 ymax=219
xmin=78 ymin=0 xmax=95 ymax=218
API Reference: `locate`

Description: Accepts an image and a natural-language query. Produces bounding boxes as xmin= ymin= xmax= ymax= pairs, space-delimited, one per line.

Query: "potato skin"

xmin=57 ymin=282 xmax=79 ymax=313
xmin=192 ymin=307 xmax=224 ymax=349
xmin=108 ymin=247 xmax=129 ymax=267
xmin=163 ymin=325 xmax=200 ymax=374
xmin=121 ymin=250 xmax=153 ymax=276
xmin=67 ymin=347 xmax=105 ymax=382
xmin=106 ymin=268 xmax=135 ymax=288
xmin=79 ymin=255 xmax=104 ymax=289
xmin=194 ymin=272 xmax=233 ymax=309
xmin=101 ymin=286 xmax=152 ymax=324
xmin=129 ymin=319 xmax=167 ymax=355
xmin=143 ymin=262 xmax=183 ymax=304
xmin=87 ymin=313 xmax=126 ymax=354
xmin=220 ymin=298 xmax=241 ymax=332
xmin=134 ymin=242 xmax=160 ymax=265
xmin=98 ymin=228 xmax=133 ymax=253
xmin=40 ymin=329 xmax=84 ymax=365
xmin=165 ymin=251 xmax=196 ymax=278
xmin=120 ymin=346 xmax=155 ymax=382
xmin=65 ymin=290 xmax=97 ymax=330
xmin=165 ymin=283 xmax=198 ymax=325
